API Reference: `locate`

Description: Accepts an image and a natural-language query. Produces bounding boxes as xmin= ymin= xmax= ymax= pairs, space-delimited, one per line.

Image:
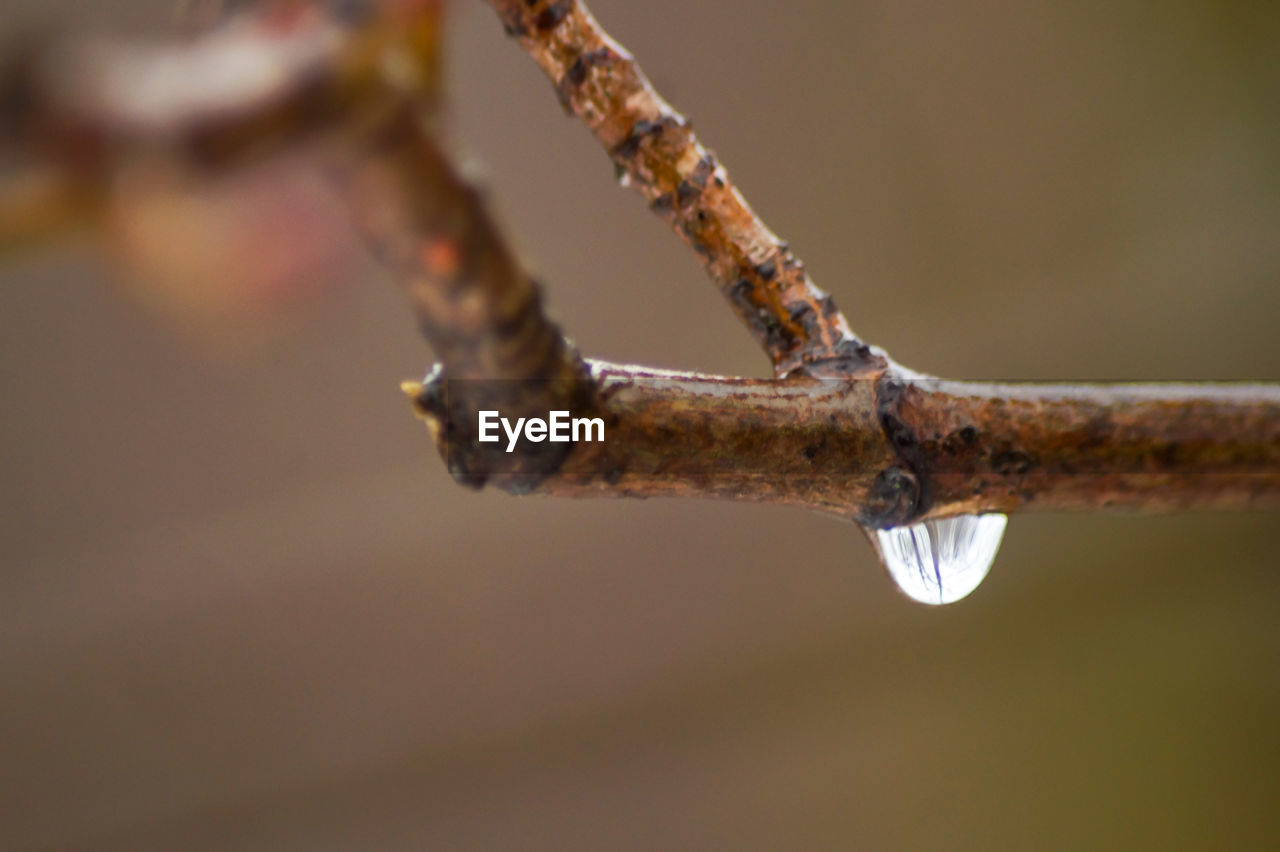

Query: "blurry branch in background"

xmin=0 ymin=3 xmax=392 ymax=249
xmin=338 ymin=104 xmax=594 ymax=485
xmin=0 ymin=0 xmax=1277 ymax=527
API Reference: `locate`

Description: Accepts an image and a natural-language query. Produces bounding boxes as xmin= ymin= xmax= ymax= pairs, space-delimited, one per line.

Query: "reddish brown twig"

xmin=469 ymin=0 xmax=1280 ymax=525
xmin=340 ymin=108 xmax=585 ymax=386
xmin=339 ymin=106 xmax=595 ymax=487
xmin=483 ymin=0 xmax=877 ymax=378
xmin=0 ymin=1 xmax=596 ymax=486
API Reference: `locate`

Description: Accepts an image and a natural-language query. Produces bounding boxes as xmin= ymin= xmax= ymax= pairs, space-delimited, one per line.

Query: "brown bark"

xmin=1 ymin=0 xmax=1276 ymax=525
xmin=338 ymin=106 xmax=595 ymax=488
xmin=483 ymin=0 xmax=878 ymax=378
xmin=407 ymin=363 xmax=1280 ymax=524
xmin=0 ymin=1 xmax=596 ymax=490
xmin=892 ymin=378 xmax=1280 ymax=517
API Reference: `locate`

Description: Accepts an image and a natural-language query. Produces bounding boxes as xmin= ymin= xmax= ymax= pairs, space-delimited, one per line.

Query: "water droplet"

xmin=870 ymin=514 xmax=1007 ymax=605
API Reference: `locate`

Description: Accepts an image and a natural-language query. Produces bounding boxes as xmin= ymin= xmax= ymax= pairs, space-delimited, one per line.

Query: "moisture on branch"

xmin=1 ymin=0 xmax=1276 ymax=526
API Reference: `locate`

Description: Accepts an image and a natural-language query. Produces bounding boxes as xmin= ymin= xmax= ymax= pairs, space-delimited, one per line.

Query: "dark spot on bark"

xmin=942 ymin=424 xmax=980 ymax=455
xmin=688 ymin=154 xmax=716 ymax=188
xmin=872 ymin=374 xmax=931 ymax=522
xmin=564 ymin=56 xmax=587 ymax=86
xmin=604 ymin=466 xmax=626 ymax=485
xmin=557 ymin=46 xmax=615 ymax=109
xmin=802 ymin=443 xmax=821 ymax=461
xmin=860 ymin=466 xmax=921 ymax=528
xmin=760 ymin=313 xmax=789 ymax=350
xmin=614 ymin=115 xmax=685 ymax=159
xmin=755 ymin=258 xmax=777 ymax=281
xmin=992 ymin=449 xmax=1035 ymax=475
xmin=650 ymin=192 xmax=674 ymax=213
xmin=614 ymin=120 xmax=656 ymax=158
xmin=675 ymin=180 xmax=700 ymax=207
xmin=1153 ymin=443 xmax=1179 ymax=467
xmin=788 ymin=303 xmax=814 ymax=326
xmin=823 ymin=337 xmax=874 ymax=366
xmin=535 ymin=2 xmax=570 ymax=30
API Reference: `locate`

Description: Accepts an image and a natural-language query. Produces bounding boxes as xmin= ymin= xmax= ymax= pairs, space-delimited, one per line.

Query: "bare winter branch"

xmin=340 ymin=106 xmax=595 ymax=487
xmin=408 ymin=362 xmax=1280 ymax=522
xmin=0 ymin=0 xmax=1275 ymax=524
xmin=483 ymin=0 xmax=878 ymax=378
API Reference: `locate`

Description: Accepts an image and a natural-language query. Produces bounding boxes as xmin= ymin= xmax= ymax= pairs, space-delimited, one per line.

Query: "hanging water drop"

xmin=870 ymin=514 xmax=1008 ymax=605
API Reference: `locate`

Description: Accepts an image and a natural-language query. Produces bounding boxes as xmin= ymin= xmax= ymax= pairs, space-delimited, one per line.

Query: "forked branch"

xmin=1 ymin=0 xmax=1276 ymax=526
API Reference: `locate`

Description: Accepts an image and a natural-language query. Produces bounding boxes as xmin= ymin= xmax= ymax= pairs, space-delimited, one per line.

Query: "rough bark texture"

xmin=483 ymin=0 xmax=879 ymax=378
xmin=1 ymin=0 xmax=1277 ymax=526
xmin=893 ymin=379 xmax=1280 ymax=517
xmin=408 ymin=363 xmax=1280 ymax=524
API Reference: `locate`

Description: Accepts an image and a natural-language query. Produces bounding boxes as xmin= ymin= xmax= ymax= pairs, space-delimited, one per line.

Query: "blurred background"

xmin=2 ymin=1 xmax=1278 ymax=848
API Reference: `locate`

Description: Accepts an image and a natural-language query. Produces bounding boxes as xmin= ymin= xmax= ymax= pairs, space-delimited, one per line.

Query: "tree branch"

xmin=483 ymin=0 xmax=878 ymax=378
xmin=407 ymin=362 xmax=1280 ymax=522
xmin=0 ymin=0 xmax=596 ymax=487
xmin=2 ymin=1 xmax=1276 ymax=528
xmin=337 ymin=105 xmax=595 ymax=488
xmin=468 ymin=0 xmax=1279 ymax=524
xmin=0 ymin=1 xmax=433 ymax=248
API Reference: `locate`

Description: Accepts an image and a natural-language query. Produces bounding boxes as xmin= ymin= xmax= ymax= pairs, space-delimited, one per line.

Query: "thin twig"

xmin=483 ymin=0 xmax=878 ymax=378
xmin=338 ymin=105 xmax=595 ymax=488
xmin=474 ymin=0 xmax=1280 ymax=525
